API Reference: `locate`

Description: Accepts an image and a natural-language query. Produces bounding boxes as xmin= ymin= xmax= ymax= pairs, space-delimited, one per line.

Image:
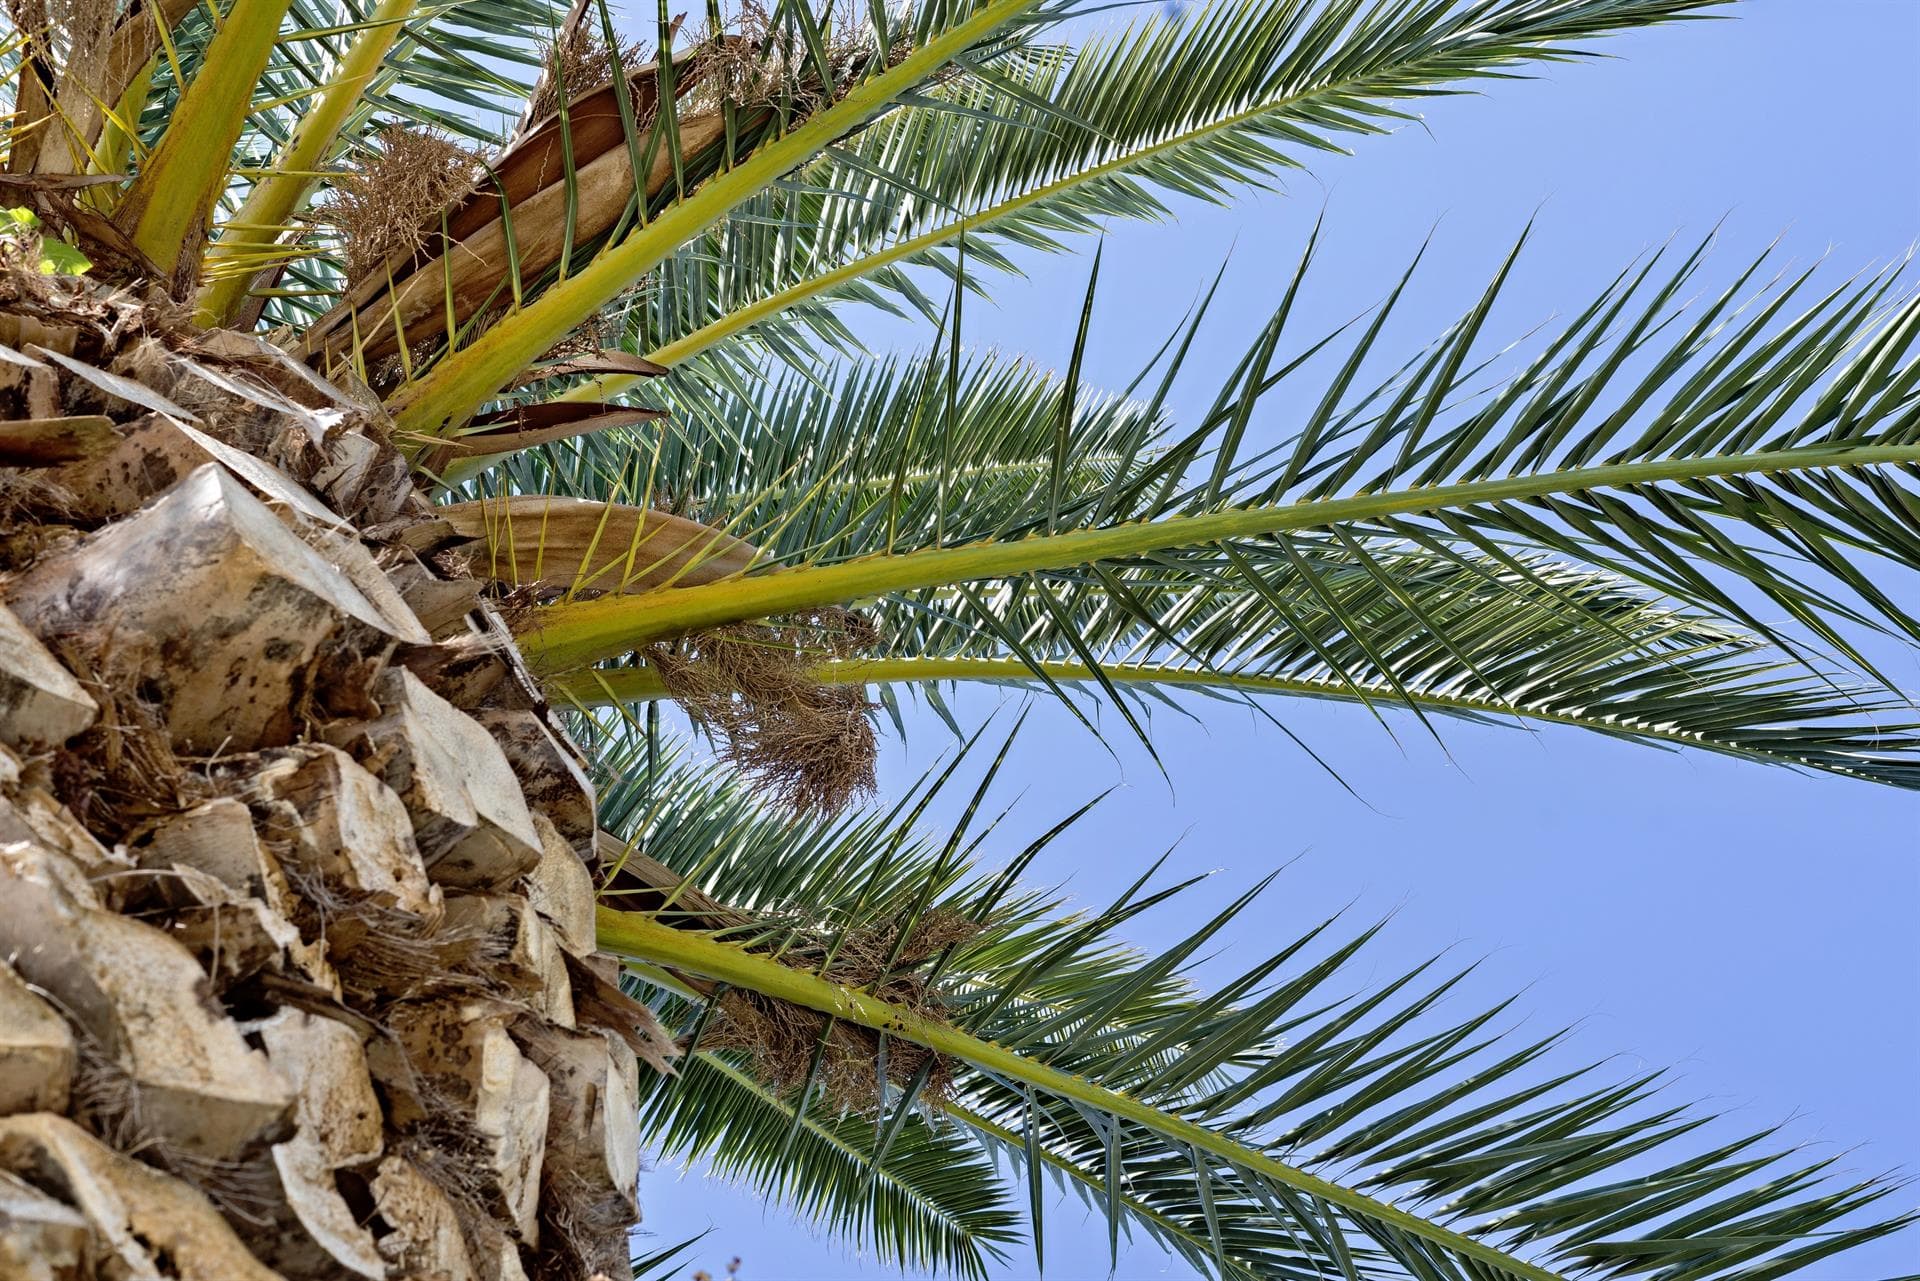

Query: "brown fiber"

xmin=647 ymin=609 xmax=881 ymax=814
xmin=324 ymin=126 xmax=482 ymax=287
xmin=700 ymin=908 xmax=981 ymax=1111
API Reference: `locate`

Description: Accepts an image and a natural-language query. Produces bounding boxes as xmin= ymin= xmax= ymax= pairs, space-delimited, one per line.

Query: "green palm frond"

xmin=559 ymin=537 xmax=1920 ymax=788
xmin=521 ymin=233 xmax=1920 ymax=673
xmin=1232 ymin=232 xmax=1920 ymax=678
xmin=645 ymin=1051 xmax=1021 ymax=1278
xmin=480 ymin=346 xmax=1162 ymax=562
xmin=591 ymin=728 xmax=1916 ymax=1281
xmin=511 ymin=270 xmax=1920 ymax=787
xmin=576 ymin=0 xmax=1725 ymax=380
xmin=592 ymin=730 xmax=1033 ymax=1277
xmin=96 ymin=0 xmax=567 ymax=326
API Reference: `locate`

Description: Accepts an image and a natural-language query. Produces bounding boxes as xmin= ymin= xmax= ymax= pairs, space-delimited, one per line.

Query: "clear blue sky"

xmin=643 ymin=3 xmax=1920 ymax=1278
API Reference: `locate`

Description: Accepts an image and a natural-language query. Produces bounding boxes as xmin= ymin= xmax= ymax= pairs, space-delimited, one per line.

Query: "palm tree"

xmin=0 ymin=0 xmax=1914 ymax=1277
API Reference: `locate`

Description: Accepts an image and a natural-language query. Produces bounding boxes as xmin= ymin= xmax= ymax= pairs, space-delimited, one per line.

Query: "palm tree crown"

xmin=1 ymin=0 xmax=1914 ymax=1277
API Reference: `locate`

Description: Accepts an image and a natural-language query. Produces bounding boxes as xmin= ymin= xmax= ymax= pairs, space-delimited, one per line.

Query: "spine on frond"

xmin=519 ymin=442 xmax=1920 ymax=672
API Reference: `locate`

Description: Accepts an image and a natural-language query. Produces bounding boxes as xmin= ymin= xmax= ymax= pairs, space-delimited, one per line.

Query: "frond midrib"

xmin=597 ymin=906 xmax=1568 ymax=1281
xmin=526 ymin=441 xmax=1920 ymax=670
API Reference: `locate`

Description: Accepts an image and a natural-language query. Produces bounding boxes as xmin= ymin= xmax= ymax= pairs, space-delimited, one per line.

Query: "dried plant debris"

xmin=528 ymin=21 xmax=650 ymax=125
xmin=683 ymin=0 xmax=887 ymax=113
xmin=699 ymin=908 xmax=981 ymax=1111
xmin=43 ymin=640 xmax=206 ymax=841
xmin=325 ymin=125 xmax=482 ymax=286
xmin=647 ymin=609 xmax=881 ymax=814
xmin=64 ymin=1026 xmax=285 ymax=1228
xmin=4 ymin=0 xmax=115 ymax=111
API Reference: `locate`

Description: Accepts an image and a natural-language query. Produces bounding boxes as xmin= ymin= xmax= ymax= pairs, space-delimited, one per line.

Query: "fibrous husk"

xmin=702 ymin=907 xmax=979 ymax=1110
xmin=38 ymin=640 xmax=204 ymax=843
xmin=563 ymin=953 xmax=678 ymax=1078
xmin=475 ymin=708 xmax=597 ymax=859
xmin=324 ymin=125 xmax=482 ymax=287
xmin=367 ymin=998 xmax=551 ymax=1244
xmin=649 ymin=608 xmax=881 ymax=814
xmin=0 ymin=1165 xmax=89 ymax=1280
xmin=436 ymin=495 xmax=756 ymax=599
xmin=329 ymin=668 xmax=544 ymax=889
xmin=117 ymin=860 xmax=334 ymax=994
xmin=245 ymin=743 xmax=440 ymax=917
xmin=0 ymin=855 xmax=294 ymax=1161
xmin=440 ymin=893 xmax=576 ymax=1025
xmin=0 ymin=959 xmax=73 ymax=1117
xmin=5 ymin=463 xmax=408 ymax=753
xmin=0 ymin=261 xmax=665 ymax=1280
xmin=298 ymin=26 xmax=799 ymax=378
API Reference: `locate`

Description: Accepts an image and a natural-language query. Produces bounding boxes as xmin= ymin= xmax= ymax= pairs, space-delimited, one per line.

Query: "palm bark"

xmin=0 ymin=262 xmax=668 ymax=1279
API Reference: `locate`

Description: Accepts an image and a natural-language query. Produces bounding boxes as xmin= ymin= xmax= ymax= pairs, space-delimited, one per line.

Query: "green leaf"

xmin=594 ymin=730 xmax=1915 ymax=1281
xmin=0 ymin=207 xmax=92 ymax=276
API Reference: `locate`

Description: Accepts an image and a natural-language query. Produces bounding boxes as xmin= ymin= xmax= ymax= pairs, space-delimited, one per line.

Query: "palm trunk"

xmin=0 ymin=265 xmax=668 ymax=1279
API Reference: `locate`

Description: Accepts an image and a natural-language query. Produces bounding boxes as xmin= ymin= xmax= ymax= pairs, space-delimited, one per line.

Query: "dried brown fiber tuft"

xmin=648 ymin=608 xmax=881 ymax=814
xmin=700 ymin=907 xmax=982 ymax=1111
xmin=324 ymin=125 xmax=482 ymax=287
xmin=527 ymin=21 xmax=650 ymax=125
xmin=682 ymin=0 xmax=884 ymax=113
xmin=46 ymin=641 xmax=207 ymax=842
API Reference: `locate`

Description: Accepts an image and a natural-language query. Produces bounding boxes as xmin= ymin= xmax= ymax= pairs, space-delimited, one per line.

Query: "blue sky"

xmin=641 ymin=3 xmax=1920 ymax=1278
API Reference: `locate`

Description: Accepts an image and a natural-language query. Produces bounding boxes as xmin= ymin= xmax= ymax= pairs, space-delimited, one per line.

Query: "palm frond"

xmin=592 ymin=728 xmax=1917 ymax=1281
xmin=512 ymin=310 xmax=1920 ymax=787
xmin=585 ymin=0 xmax=1726 ymax=380
xmin=145 ymin=0 xmax=570 ymax=325
xmin=644 ymin=1052 xmax=1020 ymax=1278
xmin=520 ymin=236 xmax=1920 ymax=673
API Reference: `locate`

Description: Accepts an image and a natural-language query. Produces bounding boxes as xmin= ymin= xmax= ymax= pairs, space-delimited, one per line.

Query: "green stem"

xmin=595 ymin=907 xmax=1564 ymax=1281
xmin=386 ymin=0 xmax=1043 ymax=435
xmin=120 ymin=0 xmax=298 ymax=279
xmin=546 ymin=656 xmax=1784 ymax=754
xmin=556 ymin=100 xmax=1294 ymax=402
xmin=523 ymin=443 xmax=1920 ymax=672
xmin=197 ymin=0 xmax=425 ymax=325
xmin=91 ymin=56 xmax=156 ymax=204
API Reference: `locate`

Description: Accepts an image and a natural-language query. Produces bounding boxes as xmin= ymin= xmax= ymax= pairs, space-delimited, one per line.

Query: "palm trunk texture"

xmin=0 ymin=264 xmax=675 ymax=1280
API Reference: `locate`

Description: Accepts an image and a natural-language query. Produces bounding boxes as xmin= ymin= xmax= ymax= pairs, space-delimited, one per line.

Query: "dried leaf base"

xmin=1 ymin=268 xmax=671 ymax=1279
